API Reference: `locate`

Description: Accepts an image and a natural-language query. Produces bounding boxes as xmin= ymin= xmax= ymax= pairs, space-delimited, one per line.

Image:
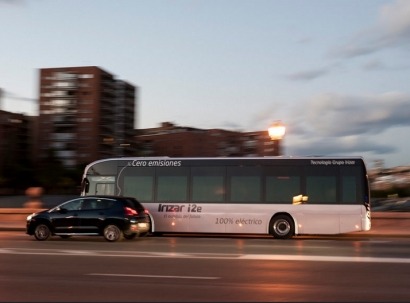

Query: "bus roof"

xmin=83 ymin=156 xmax=366 ymax=171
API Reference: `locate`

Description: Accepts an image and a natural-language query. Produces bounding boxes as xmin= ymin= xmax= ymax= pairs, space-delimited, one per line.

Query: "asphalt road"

xmin=1 ymin=232 xmax=410 ymax=302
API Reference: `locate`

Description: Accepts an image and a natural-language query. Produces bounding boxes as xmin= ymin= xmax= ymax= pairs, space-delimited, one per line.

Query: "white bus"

xmin=80 ymin=156 xmax=371 ymax=239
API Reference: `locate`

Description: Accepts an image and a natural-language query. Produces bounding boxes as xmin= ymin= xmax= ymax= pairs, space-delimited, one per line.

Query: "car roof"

xmin=82 ymin=195 xmax=136 ymax=200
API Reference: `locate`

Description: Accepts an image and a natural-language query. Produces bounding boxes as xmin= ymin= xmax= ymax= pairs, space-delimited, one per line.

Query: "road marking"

xmin=88 ymin=273 xmax=220 ymax=280
xmin=1 ymin=248 xmax=410 ymax=264
xmin=240 ymin=254 xmax=410 ymax=263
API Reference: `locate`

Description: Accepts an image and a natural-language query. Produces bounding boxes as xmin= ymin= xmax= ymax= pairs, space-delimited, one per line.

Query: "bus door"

xmin=95 ymin=183 xmax=115 ymax=195
xmin=87 ymin=176 xmax=116 ymax=195
xmin=338 ymin=166 xmax=367 ymax=233
xmin=298 ymin=165 xmax=340 ymax=234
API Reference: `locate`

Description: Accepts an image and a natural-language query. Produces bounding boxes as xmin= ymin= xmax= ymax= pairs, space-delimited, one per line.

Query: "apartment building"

xmin=135 ymin=122 xmax=281 ymax=157
xmin=0 ymin=110 xmax=34 ymax=193
xmin=36 ymin=66 xmax=137 ymax=168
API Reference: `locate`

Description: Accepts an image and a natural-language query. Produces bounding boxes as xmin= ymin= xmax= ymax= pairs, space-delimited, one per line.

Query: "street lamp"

xmin=268 ymin=121 xmax=286 ymax=156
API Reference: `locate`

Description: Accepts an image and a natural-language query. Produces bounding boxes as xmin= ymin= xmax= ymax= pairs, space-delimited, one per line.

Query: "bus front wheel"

xmin=270 ymin=215 xmax=294 ymax=239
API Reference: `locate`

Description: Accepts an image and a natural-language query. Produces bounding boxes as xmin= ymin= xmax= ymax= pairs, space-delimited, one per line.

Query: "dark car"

xmin=26 ymin=195 xmax=151 ymax=242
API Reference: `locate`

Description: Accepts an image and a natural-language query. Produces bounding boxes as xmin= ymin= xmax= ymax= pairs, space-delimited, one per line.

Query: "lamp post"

xmin=268 ymin=121 xmax=286 ymax=156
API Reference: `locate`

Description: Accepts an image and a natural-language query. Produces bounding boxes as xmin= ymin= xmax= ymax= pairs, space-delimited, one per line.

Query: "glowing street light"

xmin=268 ymin=121 xmax=286 ymax=156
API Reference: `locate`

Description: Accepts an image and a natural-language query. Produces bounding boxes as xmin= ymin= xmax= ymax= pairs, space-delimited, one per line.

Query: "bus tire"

xmin=270 ymin=214 xmax=294 ymax=239
xmin=103 ymin=224 xmax=124 ymax=242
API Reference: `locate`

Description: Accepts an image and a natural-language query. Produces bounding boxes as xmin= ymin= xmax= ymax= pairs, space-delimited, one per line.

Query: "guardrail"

xmin=0 ymin=208 xmax=46 ymax=222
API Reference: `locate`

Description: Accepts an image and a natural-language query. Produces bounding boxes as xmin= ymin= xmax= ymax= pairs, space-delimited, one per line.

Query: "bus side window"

xmin=228 ymin=166 xmax=262 ymax=203
xmin=305 ymin=166 xmax=337 ymax=204
xmin=156 ymin=167 xmax=189 ymax=202
xmin=265 ymin=166 xmax=302 ymax=204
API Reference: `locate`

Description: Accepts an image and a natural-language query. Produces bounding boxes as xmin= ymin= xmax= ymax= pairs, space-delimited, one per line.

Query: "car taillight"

xmin=144 ymin=209 xmax=149 ymax=214
xmin=124 ymin=207 xmax=137 ymax=216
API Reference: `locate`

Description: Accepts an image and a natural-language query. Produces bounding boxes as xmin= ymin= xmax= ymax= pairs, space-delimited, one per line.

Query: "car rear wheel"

xmin=103 ymin=224 xmax=124 ymax=242
xmin=34 ymin=224 xmax=51 ymax=241
xmin=124 ymin=233 xmax=137 ymax=240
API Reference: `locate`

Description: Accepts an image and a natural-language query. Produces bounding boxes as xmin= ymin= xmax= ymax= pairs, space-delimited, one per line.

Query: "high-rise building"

xmin=37 ymin=66 xmax=137 ymax=168
xmin=0 ymin=110 xmax=34 ymax=193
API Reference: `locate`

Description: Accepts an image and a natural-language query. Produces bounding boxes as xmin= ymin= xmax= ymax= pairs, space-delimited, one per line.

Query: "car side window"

xmin=81 ymin=198 xmax=98 ymax=210
xmin=96 ymin=199 xmax=115 ymax=210
xmin=61 ymin=199 xmax=82 ymax=211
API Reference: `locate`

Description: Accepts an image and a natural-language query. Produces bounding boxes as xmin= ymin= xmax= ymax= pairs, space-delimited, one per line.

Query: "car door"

xmin=78 ymin=198 xmax=110 ymax=234
xmin=50 ymin=198 xmax=83 ymax=233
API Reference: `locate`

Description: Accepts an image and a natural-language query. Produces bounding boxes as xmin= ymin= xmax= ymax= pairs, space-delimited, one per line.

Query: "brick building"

xmin=36 ymin=66 xmax=137 ymax=168
xmin=0 ymin=110 xmax=34 ymax=193
xmin=135 ymin=122 xmax=282 ymax=157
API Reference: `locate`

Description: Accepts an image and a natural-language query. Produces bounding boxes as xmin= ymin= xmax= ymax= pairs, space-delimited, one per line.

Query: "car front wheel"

xmin=34 ymin=224 xmax=51 ymax=241
xmin=103 ymin=224 xmax=124 ymax=242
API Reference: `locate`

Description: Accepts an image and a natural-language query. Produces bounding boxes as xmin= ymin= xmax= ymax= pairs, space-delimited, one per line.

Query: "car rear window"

xmin=122 ymin=198 xmax=145 ymax=212
xmin=98 ymin=199 xmax=117 ymax=210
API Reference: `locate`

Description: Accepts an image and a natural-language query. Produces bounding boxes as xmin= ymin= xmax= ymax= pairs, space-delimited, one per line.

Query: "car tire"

xmin=34 ymin=224 xmax=51 ymax=241
xmin=124 ymin=233 xmax=138 ymax=240
xmin=270 ymin=214 xmax=294 ymax=239
xmin=59 ymin=235 xmax=72 ymax=239
xmin=103 ymin=224 xmax=124 ymax=242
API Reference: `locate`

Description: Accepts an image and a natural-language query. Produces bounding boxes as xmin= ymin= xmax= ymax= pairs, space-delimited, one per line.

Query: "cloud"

xmin=285 ymin=68 xmax=329 ymax=81
xmin=379 ymin=0 xmax=410 ymax=41
xmin=330 ymin=0 xmax=410 ymax=59
xmin=281 ymin=91 xmax=410 ymax=158
xmin=294 ymin=91 xmax=410 ymax=137
xmin=287 ymin=135 xmax=396 ymax=157
xmin=0 ymin=0 xmax=25 ymax=5
xmin=361 ymin=59 xmax=410 ymax=71
xmin=361 ymin=59 xmax=387 ymax=71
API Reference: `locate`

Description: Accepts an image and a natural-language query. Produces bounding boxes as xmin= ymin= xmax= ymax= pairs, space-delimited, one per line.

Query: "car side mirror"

xmin=58 ymin=208 xmax=68 ymax=214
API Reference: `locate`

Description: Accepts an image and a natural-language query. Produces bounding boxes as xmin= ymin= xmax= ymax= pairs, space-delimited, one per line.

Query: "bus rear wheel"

xmin=270 ymin=215 xmax=294 ymax=239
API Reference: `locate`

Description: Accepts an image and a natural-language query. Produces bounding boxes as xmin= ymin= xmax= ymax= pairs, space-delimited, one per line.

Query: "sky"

xmin=1 ymin=0 xmax=410 ymax=169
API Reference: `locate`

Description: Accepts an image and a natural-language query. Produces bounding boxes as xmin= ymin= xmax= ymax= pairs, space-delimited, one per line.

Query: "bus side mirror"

xmin=82 ymin=179 xmax=90 ymax=194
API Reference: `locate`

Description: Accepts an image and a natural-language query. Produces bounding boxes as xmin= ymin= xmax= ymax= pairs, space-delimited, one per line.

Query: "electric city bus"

xmin=80 ymin=156 xmax=371 ymax=239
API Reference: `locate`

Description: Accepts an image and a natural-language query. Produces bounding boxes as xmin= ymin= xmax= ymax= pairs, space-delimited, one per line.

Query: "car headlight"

xmin=27 ymin=213 xmax=36 ymax=221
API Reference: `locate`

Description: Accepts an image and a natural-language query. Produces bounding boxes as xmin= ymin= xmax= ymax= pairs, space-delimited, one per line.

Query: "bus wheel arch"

xmin=148 ymin=213 xmax=156 ymax=235
xmin=269 ymin=213 xmax=295 ymax=239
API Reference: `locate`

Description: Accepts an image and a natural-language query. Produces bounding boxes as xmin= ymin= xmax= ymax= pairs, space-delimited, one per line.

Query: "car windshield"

xmin=50 ymin=199 xmax=82 ymax=212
